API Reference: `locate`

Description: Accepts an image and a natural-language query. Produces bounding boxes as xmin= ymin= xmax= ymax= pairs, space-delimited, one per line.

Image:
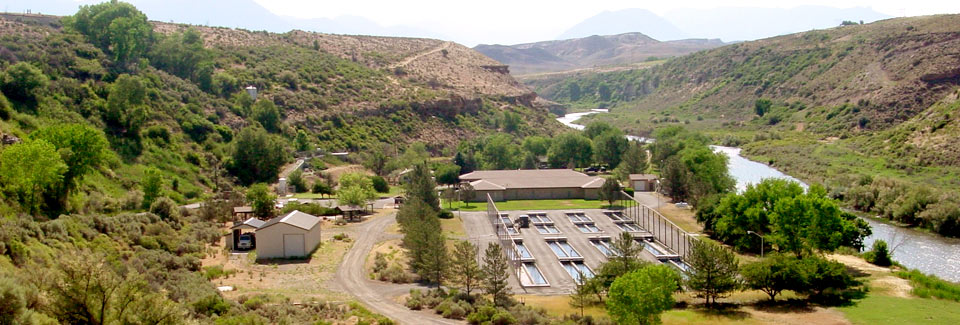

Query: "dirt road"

xmin=332 ymin=212 xmax=461 ymax=325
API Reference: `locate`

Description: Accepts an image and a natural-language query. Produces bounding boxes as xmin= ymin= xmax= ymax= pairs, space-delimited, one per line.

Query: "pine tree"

xmin=452 ymin=240 xmax=483 ymax=295
xmin=404 ymin=163 xmax=439 ymax=210
xmin=418 ymin=231 xmax=449 ymax=288
xmin=685 ymin=240 xmax=741 ymax=307
xmin=482 ymin=243 xmax=511 ymax=307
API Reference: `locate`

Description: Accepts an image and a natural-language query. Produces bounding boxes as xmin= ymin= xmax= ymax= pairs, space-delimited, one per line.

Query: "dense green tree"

xmin=521 ymin=151 xmax=538 ymax=169
xmin=1 ymin=62 xmax=48 ymax=107
xmin=452 ymin=240 xmax=483 ymax=295
xmin=866 ymin=240 xmax=892 ymax=267
xmin=583 ymin=121 xmax=616 ymax=140
xmin=482 ymin=243 xmax=512 ymax=307
xmin=362 ymin=144 xmax=392 ymax=176
xmin=594 ymin=129 xmax=629 ymax=168
xmin=370 ymin=175 xmax=390 ymax=193
xmin=741 ymin=254 xmax=805 ymax=301
xmin=66 ymin=1 xmax=155 ymax=65
xmin=141 ymin=167 xmax=163 ymax=209
xmin=0 ymin=139 xmax=66 ymax=215
xmin=480 ymin=134 xmax=520 ymax=170
xmin=229 ymin=126 xmax=287 ymax=185
xmin=599 ymin=177 xmax=622 ymax=206
xmin=606 ymin=265 xmax=679 ymax=325
xmin=434 ymin=164 xmax=461 ymax=186
xmin=337 ymin=173 xmax=377 ymax=206
xmin=105 ymin=74 xmax=149 ymax=137
xmin=452 ymin=150 xmax=477 ymax=175
xmin=251 ymin=99 xmax=282 ymax=133
xmin=246 ymin=183 xmax=276 ymax=219
xmin=679 ymin=146 xmax=735 ymax=204
xmin=404 ymin=163 xmax=439 ymax=210
xmin=615 ymin=141 xmax=649 ymax=182
xmin=502 ymin=111 xmax=522 ymax=132
xmin=312 ymin=181 xmax=334 ymax=198
xmin=31 ymin=124 xmax=109 ymax=214
xmin=799 ymin=256 xmax=859 ymax=297
xmin=295 ymin=130 xmax=311 ymax=152
xmin=755 ymin=98 xmax=772 ymax=117
xmin=547 ymin=133 xmax=593 ymax=168
xmin=149 ymin=28 xmax=213 ymax=86
xmin=288 ymin=170 xmax=307 ymax=193
xmin=419 ymin=231 xmax=450 ymax=287
xmin=398 ymin=200 xmax=440 ymax=276
xmin=685 ymin=240 xmax=740 ymax=307
xmin=709 ymin=179 xmax=804 ymax=251
xmin=769 ymin=186 xmax=865 ymax=257
xmin=459 ymin=182 xmax=476 ymax=207
xmin=521 ymin=136 xmax=552 ymax=157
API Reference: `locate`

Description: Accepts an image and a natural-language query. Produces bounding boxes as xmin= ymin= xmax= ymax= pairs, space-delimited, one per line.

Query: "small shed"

xmin=628 ymin=174 xmax=658 ymax=192
xmin=233 ymin=206 xmax=254 ymax=220
xmin=338 ymin=205 xmax=366 ymax=222
xmin=226 ymin=217 xmax=266 ymax=250
xmin=256 ymin=210 xmax=322 ymax=259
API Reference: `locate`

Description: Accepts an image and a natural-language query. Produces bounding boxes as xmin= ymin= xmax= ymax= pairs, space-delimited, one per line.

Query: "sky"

xmin=5 ymin=0 xmax=960 ymax=46
xmin=251 ymin=0 xmax=960 ymax=44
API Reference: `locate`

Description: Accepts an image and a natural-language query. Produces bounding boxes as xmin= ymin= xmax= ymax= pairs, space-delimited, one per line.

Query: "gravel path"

xmin=332 ymin=212 xmax=461 ymax=325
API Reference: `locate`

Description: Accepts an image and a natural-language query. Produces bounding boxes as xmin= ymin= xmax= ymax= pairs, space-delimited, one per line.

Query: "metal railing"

xmin=487 ymin=194 xmax=525 ymax=287
xmin=617 ymin=191 xmax=694 ymax=260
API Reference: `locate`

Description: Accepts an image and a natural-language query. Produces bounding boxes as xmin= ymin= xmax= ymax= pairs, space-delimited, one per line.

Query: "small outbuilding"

xmin=226 ymin=217 xmax=265 ymax=250
xmin=628 ymin=174 xmax=658 ymax=192
xmin=233 ymin=206 xmax=254 ymax=220
xmin=255 ymin=210 xmax=322 ymax=259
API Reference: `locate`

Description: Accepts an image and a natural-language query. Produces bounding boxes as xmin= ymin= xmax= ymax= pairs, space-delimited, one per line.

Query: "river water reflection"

xmin=558 ymin=111 xmax=960 ymax=281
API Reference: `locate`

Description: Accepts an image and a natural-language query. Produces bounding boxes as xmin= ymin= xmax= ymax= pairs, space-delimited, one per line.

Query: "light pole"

xmin=747 ymin=231 xmax=764 ymax=258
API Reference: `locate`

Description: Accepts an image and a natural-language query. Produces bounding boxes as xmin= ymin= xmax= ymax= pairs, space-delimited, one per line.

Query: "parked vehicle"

xmin=237 ymin=233 xmax=255 ymax=250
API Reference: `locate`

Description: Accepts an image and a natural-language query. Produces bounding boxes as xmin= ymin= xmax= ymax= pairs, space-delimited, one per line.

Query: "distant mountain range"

xmin=475 ymin=33 xmax=724 ymax=75
xmin=560 ymin=7 xmax=892 ymax=42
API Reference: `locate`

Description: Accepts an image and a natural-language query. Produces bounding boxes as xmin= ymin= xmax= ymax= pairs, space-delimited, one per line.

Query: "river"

xmin=557 ymin=111 xmax=960 ymax=282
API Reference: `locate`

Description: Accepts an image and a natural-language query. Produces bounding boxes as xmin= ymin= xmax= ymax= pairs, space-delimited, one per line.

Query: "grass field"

xmin=839 ymin=295 xmax=960 ymax=324
xmin=444 ymin=199 xmax=614 ymax=211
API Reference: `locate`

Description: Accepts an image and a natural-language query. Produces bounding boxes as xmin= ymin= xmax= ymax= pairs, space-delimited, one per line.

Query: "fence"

xmin=487 ymin=193 xmax=525 ymax=287
xmin=618 ymin=191 xmax=695 ymax=260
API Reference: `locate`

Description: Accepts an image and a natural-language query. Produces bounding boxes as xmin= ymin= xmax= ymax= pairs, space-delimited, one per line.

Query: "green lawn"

xmin=443 ymin=199 xmax=615 ymax=211
xmin=839 ymin=295 xmax=960 ymax=324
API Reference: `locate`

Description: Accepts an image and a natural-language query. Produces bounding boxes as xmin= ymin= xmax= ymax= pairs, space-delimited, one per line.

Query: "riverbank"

xmin=556 ymin=110 xmax=960 ymax=283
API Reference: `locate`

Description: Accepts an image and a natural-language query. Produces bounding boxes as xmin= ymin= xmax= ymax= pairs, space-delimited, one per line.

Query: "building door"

xmin=283 ymin=234 xmax=306 ymax=258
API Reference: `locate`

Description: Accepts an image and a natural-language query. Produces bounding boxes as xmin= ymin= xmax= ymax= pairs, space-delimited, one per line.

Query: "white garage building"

xmin=255 ymin=210 xmax=322 ymax=259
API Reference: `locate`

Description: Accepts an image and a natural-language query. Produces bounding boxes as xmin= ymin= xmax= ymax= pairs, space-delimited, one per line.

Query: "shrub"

xmin=438 ymin=210 xmax=454 ymax=219
xmin=0 ymin=277 xmax=26 ymax=324
xmin=333 ymin=233 xmax=348 ymax=241
xmin=467 ymin=305 xmax=499 ymax=325
xmin=866 ymin=240 xmax=892 ymax=267
xmin=192 ymin=294 xmax=230 ymax=316
xmin=379 ymin=264 xmax=412 ymax=283
xmin=373 ymin=252 xmax=388 ymax=273
xmin=371 ymin=175 xmax=389 ymax=193
xmin=150 ymin=197 xmax=181 ymax=222
xmin=443 ymin=304 xmax=466 ymax=319
xmin=490 ymin=311 xmax=517 ymax=325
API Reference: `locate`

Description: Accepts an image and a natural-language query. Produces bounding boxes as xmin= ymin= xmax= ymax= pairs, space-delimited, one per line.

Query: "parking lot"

xmin=460 ymin=209 xmax=665 ymax=294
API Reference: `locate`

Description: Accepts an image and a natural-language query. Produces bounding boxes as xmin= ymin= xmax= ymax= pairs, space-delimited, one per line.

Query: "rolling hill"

xmin=475 ymin=32 xmax=724 ymax=75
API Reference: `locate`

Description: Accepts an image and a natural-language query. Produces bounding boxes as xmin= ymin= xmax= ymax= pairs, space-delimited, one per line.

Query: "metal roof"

xmin=460 ymin=169 xmax=604 ymax=190
xmin=259 ymin=210 xmax=321 ymax=231
xmin=230 ymin=217 xmax=266 ymax=230
xmin=629 ymin=174 xmax=658 ymax=181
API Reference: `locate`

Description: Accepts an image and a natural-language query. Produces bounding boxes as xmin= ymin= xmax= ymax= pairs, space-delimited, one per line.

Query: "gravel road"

xmin=332 ymin=212 xmax=462 ymax=325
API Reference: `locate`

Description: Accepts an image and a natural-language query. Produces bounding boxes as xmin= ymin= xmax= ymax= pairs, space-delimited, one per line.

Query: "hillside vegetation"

xmin=0 ymin=2 xmax=560 ymax=323
xmin=526 ymin=15 xmax=960 ymax=236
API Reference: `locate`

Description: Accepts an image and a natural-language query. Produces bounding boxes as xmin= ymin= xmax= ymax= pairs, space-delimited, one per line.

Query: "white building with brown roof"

xmin=628 ymin=174 xmax=659 ymax=191
xmin=460 ymin=169 xmax=604 ymax=202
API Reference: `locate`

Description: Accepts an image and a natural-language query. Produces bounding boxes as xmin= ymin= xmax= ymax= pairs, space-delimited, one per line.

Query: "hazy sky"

xmin=253 ymin=0 xmax=960 ymax=44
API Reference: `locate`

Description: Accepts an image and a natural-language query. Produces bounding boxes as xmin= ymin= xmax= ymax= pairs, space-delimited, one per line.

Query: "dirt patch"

xmin=743 ymin=305 xmax=850 ymax=325
xmin=828 ymin=254 xmax=913 ymax=298
xmin=658 ymin=203 xmax=704 ymax=233
xmin=203 ymin=229 xmax=354 ymax=302
xmin=323 ymin=165 xmax=372 ymax=184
